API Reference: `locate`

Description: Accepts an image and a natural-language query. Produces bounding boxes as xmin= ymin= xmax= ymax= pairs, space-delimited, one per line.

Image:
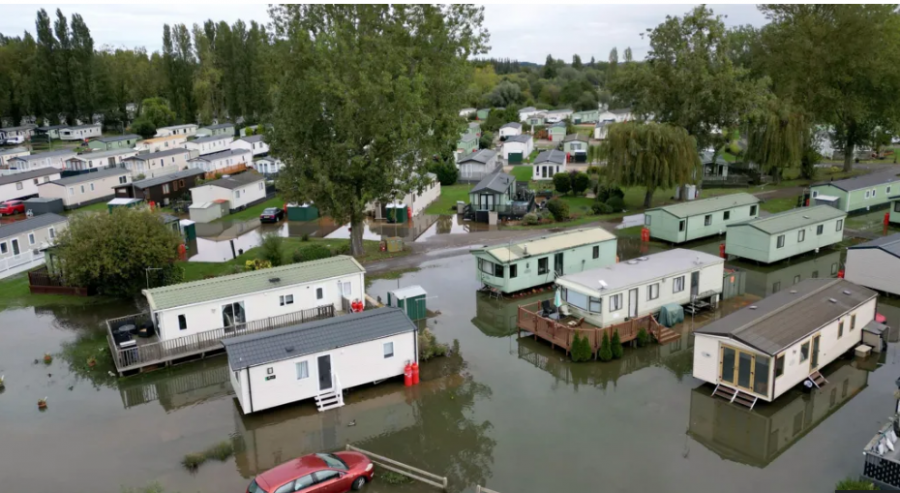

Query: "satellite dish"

xmin=598 ymin=280 xmax=608 ymax=289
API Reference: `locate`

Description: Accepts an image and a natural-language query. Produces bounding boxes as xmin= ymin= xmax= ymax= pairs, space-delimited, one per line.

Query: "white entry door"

xmin=628 ymin=288 xmax=638 ymax=318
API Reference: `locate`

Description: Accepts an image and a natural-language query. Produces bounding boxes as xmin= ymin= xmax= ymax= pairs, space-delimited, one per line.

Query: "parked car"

xmin=247 ymin=452 xmax=374 ymax=493
xmin=0 ymin=200 xmax=25 ymax=215
xmin=260 ymin=207 xmax=284 ymax=223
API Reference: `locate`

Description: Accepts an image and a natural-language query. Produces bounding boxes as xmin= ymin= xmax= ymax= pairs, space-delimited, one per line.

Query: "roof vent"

xmin=789 ymin=289 xmax=797 ymax=294
xmin=828 ymin=298 xmax=837 ymax=304
xmin=523 ymin=246 xmax=529 ymax=256
xmin=843 ymin=290 xmax=852 ymax=295
xmin=269 ymin=277 xmax=281 ymax=283
xmin=802 ymin=215 xmax=810 ymax=219
xmin=285 ymin=346 xmax=294 ymax=353
xmin=749 ymin=305 xmax=758 ymax=310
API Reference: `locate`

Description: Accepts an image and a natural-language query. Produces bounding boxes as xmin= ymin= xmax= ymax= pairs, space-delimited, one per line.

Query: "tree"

xmin=570 ymin=171 xmax=590 ymax=195
xmin=610 ymin=6 xmax=764 ymax=153
xmin=572 ymin=54 xmax=582 ymax=69
xmin=759 ymin=5 xmax=900 ymax=171
xmin=53 ymin=208 xmax=183 ymax=297
xmin=427 ymin=157 xmax=459 ymax=186
xmin=471 ymin=64 xmax=499 ymax=96
xmin=623 ymin=47 xmax=633 ymax=62
xmin=130 ymin=118 xmax=157 ymax=138
xmin=552 ymin=173 xmax=571 ymax=195
xmin=546 ymin=198 xmax=569 ymax=221
xmin=479 ymin=130 xmax=494 ymax=150
xmin=603 ymin=122 xmax=700 ymax=208
xmin=745 ymin=101 xmax=805 ymax=183
xmin=598 ymin=332 xmax=612 ymax=362
xmin=611 ymin=330 xmax=624 ymax=359
xmin=570 ymin=332 xmax=592 ymax=362
xmin=259 ymin=234 xmax=285 ymax=267
xmin=485 ymin=80 xmax=522 ymax=107
xmin=608 ymin=47 xmax=618 ymax=75
xmin=269 ymin=5 xmax=487 ymax=256
xmin=542 ymin=54 xmax=557 ymax=79
xmin=139 ymin=97 xmax=176 ymax=128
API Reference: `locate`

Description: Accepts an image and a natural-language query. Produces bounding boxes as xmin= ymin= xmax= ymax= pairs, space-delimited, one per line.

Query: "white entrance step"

xmin=314 ymin=375 xmax=345 ymax=412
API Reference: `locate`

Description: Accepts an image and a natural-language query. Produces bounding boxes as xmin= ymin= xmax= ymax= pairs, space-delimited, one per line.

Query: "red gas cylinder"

xmin=719 ymin=243 xmax=726 ymax=259
xmin=641 ymin=227 xmax=650 ymax=242
xmin=404 ymin=363 xmax=413 ymax=387
xmin=805 ymin=198 xmax=810 ymax=207
xmin=411 ymin=362 xmax=420 ymax=385
xmin=178 ymin=243 xmax=187 ymax=261
xmin=885 ymin=212 xmax=891 ymax=226
xmin=149 ymin=200 xmax=155 ymax=210
xmin=838 ymin=269 xmax=845 ymax=279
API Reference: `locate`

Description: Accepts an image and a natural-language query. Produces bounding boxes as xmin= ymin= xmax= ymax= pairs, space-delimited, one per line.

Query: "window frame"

xmin=750 ymin=205 xmax=758 ymax=216
xmin=723 ymin=210 xmax=731 ymax=221
xmin=838 ymin=320 xmax=844 ymax=338
xmin=589 ymin=296 xmax=602 ymax=313
xmin=797 ymin=229 xmax=805 ymax=243
xmin=28 ymin=233 xmax=35 ymax=245
xmin=816 ymin=224 xmax=823 ymax=235
xmin=777 ymin=234 xmax=785 ymax=249
xmin=178 ymin=314 xmax=187 ymax=331
xmin=673 ymin=275 xmax=685 ymax=293
xmin=800 ymin=341 xmax=810 ymax=363
xmin=836 ymin=219 xmax=843 ymax=231
xmin=592 ymin=245 xmax=599 ymax=259
xmin=316 ymin=287 xmax=324 ymax=300
xmin=775 ymin=354 xmax=784 ymax=378
xmin=704 ymin=214 xmax=712 ymax=226
xmin=383 ymin=341 xmax=394 ymax=359
xmin=537 ymin=257 xmax=549 ymax=275
xmin=609 ymin=293 xmax=623 ymax=312
xmin=296 ymin=360 xmax=309 ymax=380
xmin=647 ymin=283 xmax=659 ymax=301
xmin=509 ymin=264 xmax=518 ymax=278
xmin=851 ymin=314 xmax=856 ymax=331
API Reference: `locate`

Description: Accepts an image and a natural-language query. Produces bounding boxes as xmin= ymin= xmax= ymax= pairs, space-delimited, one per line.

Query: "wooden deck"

xmin=516 ymin=302 xmax=679 ymax=358
xmin=106 ymin=304 xmax=335 ymax=376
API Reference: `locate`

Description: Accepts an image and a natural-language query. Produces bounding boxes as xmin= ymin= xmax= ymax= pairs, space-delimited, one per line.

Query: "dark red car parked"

xmin=247 ymin=452 xmax=374 ymax=493
xmin=0 ymin=200 xmax=25 ymax=215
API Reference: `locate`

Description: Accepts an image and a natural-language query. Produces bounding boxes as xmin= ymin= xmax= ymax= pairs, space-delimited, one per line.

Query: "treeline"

xmin=0 ymin=8 xmax=276 ymax=128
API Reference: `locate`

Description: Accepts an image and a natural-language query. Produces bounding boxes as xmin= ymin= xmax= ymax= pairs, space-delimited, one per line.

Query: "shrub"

xmin=592 ymin=202 xmax=613 ymax=215
xmin=597 ymin=184 xmax=625 ymax=203
xmin=611 ymin=330 xmax=624 ymax=359
xmin=546 ymin=198 xmax=570 ymax=221
xmin=586 ymin=165 xmax=601 ymax=175
xmin=523 ymin=212 xmax=539 ymax=225
xmin=204 ymin=441 xmax=234 ymax=461
xmin=598 ymin=332 xmax=612 ymax=362
xmin=244 ymin=259 xmax=272 ymax=271
xmin=134 ymin=174 xmax=146 ymax=181
xmin=292 ymin=243 xmax=332 ymax=263
xmin=332 ymin=242 xmax=351 ymax=255
xmin=605 ymin=195 xmax=625 ymax=213
xmin=259 ymin=234 xmax=285 ymax=267
xmin=835 ymin=477 xmax=877 ymax=490
xmin=427 ymin=158 xmax=459 ymax=186
xmin=539 ymin=209 xmax=553 ymax=221
xmin=419 ymin=329 xmax=449 ymax=361
xmin=571 ymin=332 xmax=592 ymax=362
xmin=553 ymin=173 xmax=571 ymax=195
xmin=636 ymin=328 xmax=650 ymax=347
xmin=570 ymin=172 xmax=591 ymax=195
xmin=182 ymin=453 xmax=206 ymax=471
xmin=301 ymin=233 xmax=310 ymax=242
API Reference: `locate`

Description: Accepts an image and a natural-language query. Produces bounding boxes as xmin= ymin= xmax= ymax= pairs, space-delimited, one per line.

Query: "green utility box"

xmin=287 ymin=203 xmax=319 ymax=221
xmin=179 ymin=219 xmax=197 ymax=241
xmin=385 ymin=204 xmax=408 ymax=223
xmin=387 ymin=285 xmax=427 ymax=321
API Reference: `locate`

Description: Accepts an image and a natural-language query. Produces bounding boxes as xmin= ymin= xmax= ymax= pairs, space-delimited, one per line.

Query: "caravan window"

xmin=296 ymin=361 xmax=309 ymax=380
xmin=383 ymin=342 xmax=394 ymax=358
xmin=566 ymin=289 xmax=588 ymax=310
xmin=672 ymin=276 xmax=685 ymax=293
xmin=800 ymin=341 xmax=810 ymax=362
xmin=775 ymin=355 xmax=784 ymax=378
xmin=609 ymin=293 xmax=623 ymax=311
xmin=478 ymin=258 xmax=494 ymax=275
xmin=723 ymin=210 xmax=730 ymax=221
xmin=750 ymin=205 xmax=758 ymax=216
xmin=895 ymin=202 xmax=900 ymax=213
xmin=538 ymin=257 xmax=549 ymax=275
xmin=648 ymin=283 xmax=660 ymax=300
xmin=836 ymin=219 xmax=843 ymax=231
xmin=589 ymin=297 xmax=602 ymax=312
xmin=704 ymin=214 xmax=712 ymax=226
xmin=776 ymin=235 xmax=785 ymax=248
xmin=221 ymin=301 xmax=246 ymax=327
xmin=178 ymin=315 xmax=187 ymax=330
xmin=644 ymin=215 xmax=651 ymax=226
xmin=678 ymin=220 xmax=685 ymax=232
xmin=510 ymin=265 xmax=518 ymax=278
xmin=592 ymin=246 xmax=599 ymax=259
xmin=817 ymin=224 xmax=824 ymax=235
xmin=494 ymin=263 xmax=505 ymax=278
xmin=798 ymin=230 xmax=805 ymax=242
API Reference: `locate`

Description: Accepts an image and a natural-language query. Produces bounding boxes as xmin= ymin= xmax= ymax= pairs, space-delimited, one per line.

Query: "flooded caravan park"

xmin=3 ymin=238 xmax=900 ymax=493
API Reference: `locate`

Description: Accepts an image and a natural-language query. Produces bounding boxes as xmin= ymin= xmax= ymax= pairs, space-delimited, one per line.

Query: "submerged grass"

xmin=365 ymin=267 xmax=421 ymax=288
xmin=379 ymin=470 xmax=413 ymax=485
xmin=59 ymin=331 xmax=118 ymax=388
xmin=0 ymin=273 xmax=111 ymax=311
xmin=181 ymin=439 xmax=235 ymax=471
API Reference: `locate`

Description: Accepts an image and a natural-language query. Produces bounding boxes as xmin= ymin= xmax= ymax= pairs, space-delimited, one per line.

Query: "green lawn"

xmin=425 ymin=183 xmax=473 ymax=215
xmin=180 ymin=237 xmax=409 ymax=282
xmin=64 ymin=201 xmax=110 ymax=216
xmin=0 ymin=273 xmax=111 ymax=310
xmin=759 ymin=197 xmax=797 ymax=214
xmin=510 ymin=166 xmax=533 ymax=183
xmin=219 ymin=196 xmax=285 ymax=222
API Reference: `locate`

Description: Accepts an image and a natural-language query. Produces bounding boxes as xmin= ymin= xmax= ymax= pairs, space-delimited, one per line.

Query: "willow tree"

xmin=745 ymin=103 xmax=805 ymax=183
xmin=602 ymin=122 xmax=700 ymax=208
xmin=268 ymin=5 xmax=488 ymax=255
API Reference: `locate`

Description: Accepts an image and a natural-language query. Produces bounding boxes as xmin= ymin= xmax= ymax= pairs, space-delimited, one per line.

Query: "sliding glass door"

xmin=719 ymin=344 xmax=770 ymax=397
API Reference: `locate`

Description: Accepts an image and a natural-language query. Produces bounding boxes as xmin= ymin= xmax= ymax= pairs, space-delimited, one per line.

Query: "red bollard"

xmin=404 ymin=363 xmax=413 ymax=387
xmin=719 ymin=243 xmax=726 ymax=259
xmin=411 ymin=362 xmax=420 ymax=385
xmin=641 ymin=227 xmax=650 ymax=242
xmin=885 ymin=212 xmax=891 ymax=227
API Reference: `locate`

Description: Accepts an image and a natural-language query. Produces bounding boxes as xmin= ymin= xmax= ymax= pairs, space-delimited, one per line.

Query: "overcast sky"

xmin=0 ymin=4 xmax=768 ymax=63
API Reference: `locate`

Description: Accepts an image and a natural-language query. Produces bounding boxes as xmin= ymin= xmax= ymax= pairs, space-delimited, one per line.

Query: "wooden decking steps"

xmin=711 ymin=384 xmax=759 ymax=410
xmin=654 ymin=326 xmax=682 ymax=345
xmin=808 ymin=370 xmax=828 ymax=389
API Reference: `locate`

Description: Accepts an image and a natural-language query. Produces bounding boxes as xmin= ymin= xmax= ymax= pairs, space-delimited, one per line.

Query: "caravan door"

xmin=628 ymin=288 xmax=638 ymax=318
xmin=317 ymin=355 xmax=333 ymax=392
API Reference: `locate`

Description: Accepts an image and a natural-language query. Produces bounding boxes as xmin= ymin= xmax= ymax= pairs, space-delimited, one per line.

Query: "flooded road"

xmin=3 ymin=238 xmax=900 ymax=492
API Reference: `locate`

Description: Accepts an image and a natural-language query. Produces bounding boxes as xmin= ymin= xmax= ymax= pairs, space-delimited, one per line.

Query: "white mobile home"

xmin=457 ymin=149 xmax=499 ymax=181
xmin=0 ymin=213 xmax=67 ymax=279
xmin=845 ymin=234 xmax=900 ymax=296
xmin=0 ymin=169 xmax=61 ymax=203
xmin=64 ymin=148 xmax=138 ymax=171
xmin=189 ymin=171 xmax=266 ymax=211
xmin=122 ymin=148 xmax=193 ymax=179
xmin=186 ymin=135 xmax=233 ymax=156
xmin=532 ymin=149 xmax=567 ymax=180
xmin=0 ymin=147 xmax=29 ymax=168
xmin=134 ymin=135 xmax=188 ymax=154
xmin=7 ymin=149 xmax=76 ymax=173
xmin=223 ymin=308 xmax=418 ymax=414
xmin=59 ymin=123 xmax=102 ymax=141
xmin=188 ymin=149 xmax=252 ymax=174
xmin=501 ymin=134 xmax=534 ymax=164
xmin=544 ymin=108 xmax=574 ymax=124
xmin=499 ymin=122 xmax=522 ymax=138
xmin=693 ymin=279 xmax=877 ymax=407
xmin=142 ymin=255 xmax=366 ymax=342
xmin=556 ymin=249 xmax=725 ymax=328
xmin=155 ymin=124 xmax=198 ymax=138
xmin=250 ymin=156 xmax=284 ymax=176
xmin=230 ymin=135 xmax=269 ymax=156
xmin=38 ymin=168 xmax=131 ymax=208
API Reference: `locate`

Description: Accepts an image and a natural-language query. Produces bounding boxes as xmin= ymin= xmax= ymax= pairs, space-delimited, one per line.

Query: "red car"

xmin=0 ymin=200 xmax=25 ymax=215
xmin=247 ymin=452 xmax=374 ymax=493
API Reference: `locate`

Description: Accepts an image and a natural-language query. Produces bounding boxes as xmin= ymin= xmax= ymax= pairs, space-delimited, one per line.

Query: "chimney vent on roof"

xmin=749 ymin=306 xmax=758 ymax=310
xmin=285 ymin=346 xmax=294 ymax=353
xmin=269 ymin=277 xmax=280 ymax=283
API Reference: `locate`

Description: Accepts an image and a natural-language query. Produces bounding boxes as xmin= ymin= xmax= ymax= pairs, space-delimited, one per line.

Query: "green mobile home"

xmin=456 ymin=129 xmax=479 ymax=156
xmin=644 ymin=193 xmax=761 ymax=244
xmin=476 ymin=108 xmax=491 ymax=121
xmin=572 ymin=109 xmax=600 ymax=124
xmin=891 ymin=197 xmax=900 ymax=224
xmin=87 ymin=134 xmax=142 ymax=151
xmin=548 ymin=122 xmax=566 ymax=143
xmin=724 ymin=205 xmax=847 ymax=264
xmin=471 ymin=228 xmax=617 ymax=294
xmin=810 ymin=171 xmax=900 ymax=213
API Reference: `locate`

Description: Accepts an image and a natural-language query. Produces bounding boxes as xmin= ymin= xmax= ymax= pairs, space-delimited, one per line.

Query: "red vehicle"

xmin=248 ymin=452 xmax=374 ymax=493
xmin=0 ymin=200 xmax=25 ymax=215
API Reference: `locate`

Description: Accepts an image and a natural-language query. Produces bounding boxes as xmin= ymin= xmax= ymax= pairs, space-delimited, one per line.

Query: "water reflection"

xmin=728 ymin=249 xmax=843 ymax=298
xmin=416 ymin=214 xmax=496 ymax=242
xmin=472 ymin=292 xmax=550 ymax=338
xmin=118 ymin=359 xmax=232 ymax=412
xmin=687 ymin=360 xmax=868 ymax=468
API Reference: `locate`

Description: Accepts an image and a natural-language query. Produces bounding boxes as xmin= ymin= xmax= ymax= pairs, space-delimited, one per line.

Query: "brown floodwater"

xmin=2 ymin=241 xmax=900 ymax=493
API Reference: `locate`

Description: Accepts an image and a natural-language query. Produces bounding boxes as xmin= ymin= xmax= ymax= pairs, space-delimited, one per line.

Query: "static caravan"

xmin=562 ymin=134 xmax=588 ymax=161
xmin=501 ymin=135 xmax=533 ymax=164
xmin=693 ymin=279 xmax=877 ymax=408
xmin=594 ymin=121 xmax=611 ymax=140
xmin=7 ymin=149 xmax=76 ymax=173
xmin=0 ymin=213 xmax=67 ymax=280
xmin=555 ymin=249 xmax=725 ymax=328
xmin=134 ymin=134 xmax=188 ymax=153
xmin=644 ymin=193 xmax=761 ymax=244
xmin=195 ymin=122 xmax=236 ymax=138
xmin=186 ymin=135 xmax=233 ymax=156
xmin=456 ymin=130 xmax=478 ymax=158
xmin=114 ymin=168 xmax=206 ymax=206
xmin=471 ymin=228 xmax=617 ymax=294
xmin=725 ymin=205 xmax=847 ymax=264
xmin=59 ymin=123 xmax=102 ymax=141
xmin=810 ymin=171 xmax=900 ymax=213
xmin=687 ymin=360 xmax=868 ymax=468
xmin=548 ymin=122 xmax=566 ymax=142
xmin=499 ymin=122 xmax=522 ymax=138
xmin=0 ymin=147 xmax=29 ymax=167
xmin=460 ymin=108 xmax=477 ymax=118
xmin=469 ymin=171 xmax=515 ymax=213
xmin=476 ymin=108 xmax=490 ymax=121
xmin=251 ymin=156 xmax=284 ymax=176
xmin=544 ymin=108 xmax=573 ymax=124
xmin=122 ymin=148 xmax=193 ymax=179
xmin=230 ymin=135 xmax=269 ymax=156
xmin=142 ymin=255 xmax=366 ymax=342
xmin=891 ymin=197 xmax=900 ymax=224
xmin=532 ymin=150 xmax=566 ymax=180
xmin=155 ymin=124 xmax=198 ymax=138
xmin=64 ymin=148 xmax=138 ymax=171
xmin=38 ymin=167 xmax=131 ymax=208
xmin=35 ymin=125 xmax=66 ymax=140
xmin=518 ymin=106 xmax=542 ymax=121
xmin=0 ymin=169 xmax=60 ymax=203
xmin=572 ymin=109 xmax=600 ymax=124
xmin=845 ymin=233 xmax=900 ymax=296
xmin=189 ymin=171 xmax=265 ymax=212
xmin=369 ymin=172 xmax=440 ymax=218
xmin=87 ymin=134 xmax=141 ymax=151
xmin=223 ymin=308 xmax=417 ymax=414
xmin=457 ymin=149 xmax=499 ymax=181
xmin=598 ymin=108 xmax=633 ymax=123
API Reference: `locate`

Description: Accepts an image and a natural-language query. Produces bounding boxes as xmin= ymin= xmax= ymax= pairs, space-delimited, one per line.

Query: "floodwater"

xmin=4 ymin=239 xmax=900 ymax=492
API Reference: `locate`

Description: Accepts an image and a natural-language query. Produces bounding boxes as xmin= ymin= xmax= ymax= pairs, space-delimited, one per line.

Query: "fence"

xmin=107 ymin=304 xmax=335 ymax=373
xmin=0 ymin=250 xmax=45 ymax=278
xmin=345 ymin=444 xmax=448 ymax=490
xmin=27 ymin=266 xmax=91 ymax=296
